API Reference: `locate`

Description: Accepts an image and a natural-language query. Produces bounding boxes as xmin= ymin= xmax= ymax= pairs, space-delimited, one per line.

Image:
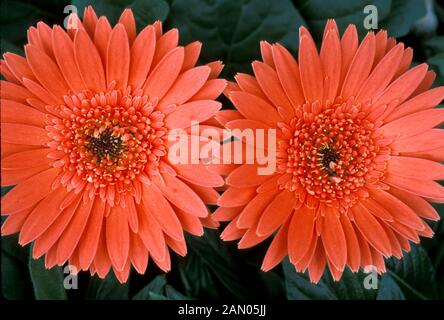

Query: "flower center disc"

xmin=47 ymin=89 xmax=167 ymax=197
xmin=277 ymin=104 xmax=383 ymax=205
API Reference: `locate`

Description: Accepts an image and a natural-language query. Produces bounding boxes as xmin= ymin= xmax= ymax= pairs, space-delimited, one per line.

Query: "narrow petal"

xmin=1 ymin=167 xmax=59 ymax=214
xmin=106 ymin=24 xmax=130 ymax=90
xmin=158 ymin=66 xmax=211 ymax=111
xmin=74 ymin=29 xmax=106 ymax=92
xmin=320 ymin=26 xmax=341 ymax=103
xmin=18 ymin=187 xmax=68 ymax=245
xmin=52 ymin=25 xmax=85 ymax=92
xmin=381 ymin=108 xmax=444 ymax=139
xmin=77 ymin=198 xmax=105 ymax=269
xmin=1 ymin=123 xmax=49 ymax=146
xmin=118 ymin=8 xmax=136 ymax=43
xmin=105 ymin=204 xmax=130 ymax=271
xmin=155 ymin=173 xmax=208 ymax=218
xmin=217 ymin=186 xmax=257 ymax=208
xmin=288 ymin=205 xmax=315 ymax=264
xmin=229 ymin=91 xmax=281 ymax=126
xmin=141 ymin=183 xmax=184 ymax=241
xmin=299 ymin=27 xmax=323 ymax=102
xmin=25 ymin=44 xmax=69 ymax=98
xmin=340 ymin=32 xmax=375 ymax=99
xmin=257 ymin=189 xmax=296 ymax=236
xmin=252 ymin=61 xmax=294 ymax=117
xmin=128 ymin=25 xmax=156 ymax=89
xmin=1 ymin=99 xmax=46 ymax=127
xmin=321 ymin=207 xmax=347 ymax=271
xmin=164 ymin=100 xmax=221 ymax=129
xmin=143 ymin=46 xmax=184 ymax=100
xmin=356 ymin=44 xmax=404 ymax=103
xmin=261 ymin=218 xmax=290 ymax=271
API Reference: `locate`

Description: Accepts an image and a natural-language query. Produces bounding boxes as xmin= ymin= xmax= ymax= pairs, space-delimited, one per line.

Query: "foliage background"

xmin=1 ymin=0 xmax=443 ymax=300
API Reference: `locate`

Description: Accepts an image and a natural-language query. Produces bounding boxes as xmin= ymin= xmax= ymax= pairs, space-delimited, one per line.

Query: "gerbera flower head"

xmin=216 ymin=19 xmax=444 ymax=283
xmin=1 ymin=6 xmax=226 ymax=283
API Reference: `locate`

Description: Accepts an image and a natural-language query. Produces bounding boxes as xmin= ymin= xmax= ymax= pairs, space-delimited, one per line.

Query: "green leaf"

xmin=283 ymin=258 xmax=376 ymax=300
xmin=0 ymin=0 xmax=64 ymax=55
xmin=28 ymin=252 xmax=67 ymax=300
xmin=165 ymin=285 xmax=190 ymax=300
xmin=376 ymin=274 xmax=405 ymax=300
xmin=386 ymin=244 xmax=438 ymax=300
xmin=185 ymin=229 xmax=251 ymax=299
xmin=132 ymin=275 xmax=167 ymax=300
xmin=380 ymin=0 xmax=427 ymax=37
xmin=2 ymin=252 xmax=29 ymax=300
xmin=72 ymin=0 xmax=170 ymax=28
xmin=95 ymin=272 xmax=130 ymax=300
xmin=166 ymin=0 xmax=305 ymax=77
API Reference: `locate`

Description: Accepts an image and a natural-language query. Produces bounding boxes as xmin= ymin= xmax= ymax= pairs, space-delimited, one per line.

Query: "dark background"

xmin=1 ymin=0 xmax=443 ymax=300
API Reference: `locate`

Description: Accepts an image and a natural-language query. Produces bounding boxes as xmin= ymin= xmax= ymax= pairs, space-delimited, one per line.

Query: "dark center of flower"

xmin=85 ymin=128 xmax=126 ymax=163
xmin=317 ymin=143 xmax=340 ymax=176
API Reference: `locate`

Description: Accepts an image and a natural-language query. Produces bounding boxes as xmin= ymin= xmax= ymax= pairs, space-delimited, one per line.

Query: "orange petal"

xmin=351 ymin=202 xmax=391 ymax=256
xmin=55 ymin=197 xmax=94 ymax=265
xmin=158 ymin=66 xmax=211 ymax=111
xmin=217 ymin=186 xmax=256 ymax=207
xmin=356 ymin=43 xmax=404 ymax=103
xmin=155 ymin=173 xmax=208 ymax=218
xmin=386 ymin=86 xmax=444 ymax=122
xmin=381 ymin=108 xmax=444 ymax=139
xmin=272 ymin=44 xmax=305 ymax=107
xmin=387 ymin=155 xmax=444 ymax=180
xmin=52 ymin=25 xmax=85 ymax=92
xmin=32 ymin=194 xmax=82 ymax=259
xmin=137 ymin=204 xmax=167 ymax=262
xmin=252 ymin=60 xmax=294 ymax=117
xmin=257 ymin=189 xmax=296 ymax=236
xmin=128 ymin=25 xmax=156 ymax=89
xmin=190 ymin=79 xmax=227 ymax=101
xmin=25 ymin=45 xmax=69 ymax=98
xmin=1 ymin=123 xmax=49 ymax=146
xmin=105 ymin=204 xmax=130 ymax=271
xmin=229 ymin=91 xmax=281 ymax=127
xmin=106 ymin=24 xmax=130 ymax=90
xmin=2 ymin=148 xmax=50 ymax=169
xmin=18 ymin=187 xmax=68 ymax=245
xmin=261 ymin=217 xmax=290 ymax=271
xmin=1 ymin=99 xmax=46 ymax=127
xmin=93 ymin=17 xmax=112 ymax=64
xmin=182 ymin=41 xmax=202 ymax=71
xmin=299 ymin=27 xmax=323 ymax=102
xmin=130 ymin=232 xmax=148 ymax=274
xmin=164 ymin=100 xmax=221 ymax=129
xmin=118 ymin=8 xmax=136 ymax=44
xmin=74 ymin=29 xmax=106 ymax=92
xmin=320 ymin=26 xmax=341 ymax=103
xmin=320 ymin=207 xmax=347 ymax=271
xmin=340 ymin=32 xmax=375 ymax=99
xmin=151 ymin=29 xmax=179 ymax=68
xmin=1 ymin=167 xmax=60 ymax=214
xmin=82 ymin=6 xmax=98 ymax=37
xmin=141 ymin=182 xmax=184 ymax=241
xmin=339 ymin=214 xmax=361 ymax=272
xmin=143 ymin=46 xmax=184 ymax=100
xmin=288 ymin=205 xmax=315 ymax=264
xmin=77 ymin=198 xmax=105 ymax=270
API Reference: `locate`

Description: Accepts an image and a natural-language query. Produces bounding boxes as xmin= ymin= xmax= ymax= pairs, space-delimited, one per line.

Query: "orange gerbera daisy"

xmin=1 ymin=7 xmax=226 ymax=283
xmin=215 ymin=20 xmax=444 ymax=283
